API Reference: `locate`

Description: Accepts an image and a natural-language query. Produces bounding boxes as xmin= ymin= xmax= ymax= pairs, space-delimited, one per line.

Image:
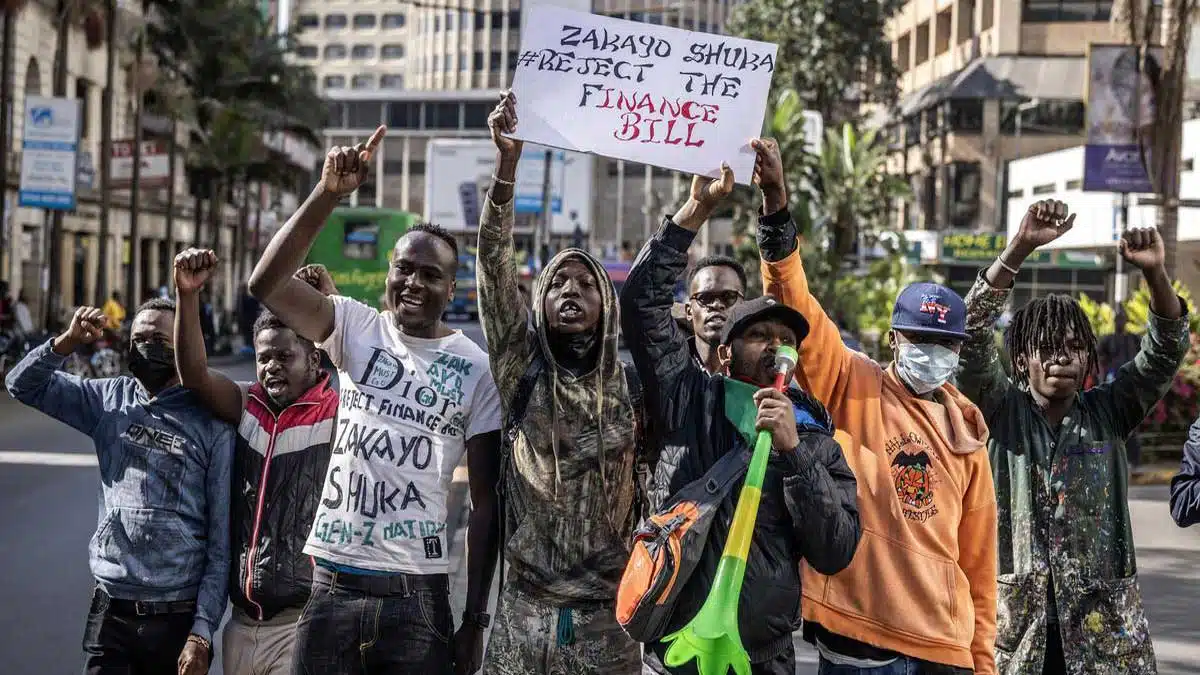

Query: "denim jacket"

xmin=5 ymin=341 xmax=233 ymax=641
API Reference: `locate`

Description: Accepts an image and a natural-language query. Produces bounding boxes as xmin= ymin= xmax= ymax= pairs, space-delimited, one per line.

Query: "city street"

xmin=0 ymin=320 xmax=1197 ymax=673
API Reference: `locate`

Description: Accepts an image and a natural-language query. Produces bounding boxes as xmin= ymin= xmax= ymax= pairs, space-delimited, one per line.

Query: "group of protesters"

xmin=5 ymin=88 xmax=1200 ymax=675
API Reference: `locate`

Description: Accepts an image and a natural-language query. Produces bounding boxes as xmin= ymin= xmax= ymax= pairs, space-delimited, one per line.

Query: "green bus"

xmin=307 ymin=207 xmax=418 ymax=309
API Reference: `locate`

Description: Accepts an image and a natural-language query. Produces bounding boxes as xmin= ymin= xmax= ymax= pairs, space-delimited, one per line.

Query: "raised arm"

xmin=1170 ymin=415 xmax=1200 ymax=527
xmin=247 ymin=126 xmax=386 ymax=343
xmin=1094 ymin=227 xmax=1189 ymax=437
xmin=619 ymin=166 xmax=733 ymax=426
xmin=4 ymin=307 xmax=111 ymax=437
xmin=476 ymin=92 xmax=532 ymax=398
xmin=174 ymin=249 xmax=244 ymax=426
xmin=751 ymin=139 xmax=856 ymax=405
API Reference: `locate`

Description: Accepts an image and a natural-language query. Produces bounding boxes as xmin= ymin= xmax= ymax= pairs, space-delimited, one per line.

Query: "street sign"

xmin=940 ymin=231 xmax=1051 ymax=264
xmin=112 ymin=139 xmax=170 ymax=188
xmin=18 ymin=95 xmax=81 ymax=210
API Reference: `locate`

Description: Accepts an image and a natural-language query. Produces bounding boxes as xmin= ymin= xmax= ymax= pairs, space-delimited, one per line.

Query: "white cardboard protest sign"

xmin=508 ymin=6 xmax=778 ymax=185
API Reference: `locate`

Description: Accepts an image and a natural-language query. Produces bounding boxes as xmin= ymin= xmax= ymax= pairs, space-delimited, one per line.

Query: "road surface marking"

xmin=0 ymin=451 xmax=97 ymax=466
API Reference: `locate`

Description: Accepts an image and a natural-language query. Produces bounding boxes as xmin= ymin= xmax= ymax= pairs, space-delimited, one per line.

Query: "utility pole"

xmin=45 ymin=0 xmax=71 ymax=330
xmin=1151 ymin=0 xmax=1192 ymax=279
xmin=538 ymin=149 xmax=552 ymax=269
xmin=0 ymin=9 xmax=14 ymax=273
xmin=126 ymin=0 xmax=147 ymax=303
xmin=97 ymin=0 xmax=116 ymax=304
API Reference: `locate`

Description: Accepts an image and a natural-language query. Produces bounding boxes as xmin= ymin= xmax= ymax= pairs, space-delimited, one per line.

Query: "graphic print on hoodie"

xmin=477 ymin=197 xmax=639 ymax=607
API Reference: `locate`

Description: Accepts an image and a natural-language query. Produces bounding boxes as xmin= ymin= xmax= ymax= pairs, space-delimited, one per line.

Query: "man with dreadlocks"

xmin=959 ymin=199 xmax=1190 ymax=674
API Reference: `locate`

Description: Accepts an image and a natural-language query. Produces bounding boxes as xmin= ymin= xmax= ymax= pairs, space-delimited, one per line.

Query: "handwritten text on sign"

xmin=508 ymin=7 xmax=777 ymax=184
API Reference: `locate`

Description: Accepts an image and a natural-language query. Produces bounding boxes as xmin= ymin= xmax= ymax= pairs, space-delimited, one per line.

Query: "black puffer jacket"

xmin=620 ymin=219 xmax=862 ymax=664
xmin=230 ymin=374 xmax=338 ymax=621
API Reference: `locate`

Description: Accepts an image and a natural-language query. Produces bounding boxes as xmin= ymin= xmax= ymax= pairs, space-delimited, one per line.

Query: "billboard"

xmin=1083 ymin=44 xmax=1161 ymax=193
xmin=424 ymin=138 xmax=593 ymax=235
xmin=18 ymin=95 xmax=81 ymax=210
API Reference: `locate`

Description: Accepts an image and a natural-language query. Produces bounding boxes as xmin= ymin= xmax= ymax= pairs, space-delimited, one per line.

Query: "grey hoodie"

xmin=477 ymin=197 xmax=638 ymax=607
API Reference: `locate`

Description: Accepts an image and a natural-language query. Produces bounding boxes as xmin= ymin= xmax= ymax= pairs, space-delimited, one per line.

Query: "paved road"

xmin=1 ymin=321 xmax=1197 ymax=674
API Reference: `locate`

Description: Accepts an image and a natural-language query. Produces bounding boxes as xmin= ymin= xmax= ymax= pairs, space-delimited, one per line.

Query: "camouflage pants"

xmin=484 ymin=586 xmax=642 ymax=675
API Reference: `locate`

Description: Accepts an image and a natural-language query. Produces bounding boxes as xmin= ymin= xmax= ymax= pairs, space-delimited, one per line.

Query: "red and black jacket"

xmin=230 ymin=373 xmax=337 ymax=621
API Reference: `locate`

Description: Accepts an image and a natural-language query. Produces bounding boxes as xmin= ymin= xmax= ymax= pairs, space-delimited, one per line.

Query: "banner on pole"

xmin=1083 ymin=44 xmax=1161 ymax=193
xmin=18 ymin=96 xmax=81 ymax=210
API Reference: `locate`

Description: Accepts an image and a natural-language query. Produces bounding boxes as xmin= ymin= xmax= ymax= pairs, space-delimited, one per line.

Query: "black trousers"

xmin=82 ymin=587 xmax=194 ymax=675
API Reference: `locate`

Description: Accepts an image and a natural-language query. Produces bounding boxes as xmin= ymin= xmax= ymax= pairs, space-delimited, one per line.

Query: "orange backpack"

xmin=615 ymin=448 xmax=747 ymax=643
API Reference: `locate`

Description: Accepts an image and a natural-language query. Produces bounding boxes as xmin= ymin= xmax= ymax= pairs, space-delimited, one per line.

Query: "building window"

xmin=1032 ymin=183 xmax=1056 ymax=195
xmin=473 ymin=51 xmax=484 ymax=71
xmin=1022 ymin=0 xmax=1112 ymax=21
xmin=352 ymin=75 xmax=375 ymax=90
xmin=434 ymin=14 xmax=441 ymax=31
xmin=446 ymin=10 xmax=455 ymax=30
xmin=428 ymin=102 xmax=460 ymax=129
xmin=298 ymin=13 xmax=319 ymax=29
xmin=1001 ymin=99 xmax=1085 ymax=134
xmin=507 ymin=10 xmax=520 ymax=27
xmin=1185 ymin=158 xmax=1195 ymax=171
xmin=896 ymin=33 xmax=911 ymax=72
xmin=351 ymin=44 xmax=375 ymax=60
xmin=1066 ymin=178 xmax=1083 ymax=190
xmin=75 ymin=78 xmax=91 ymax=139
xmin=464 ymin=102 xmax=489 ymax=128
xmin=381 ymin=44 xmax=405 ymax=60
xmin=475 ymin=11 xmax=488 ymax=30
xmin=324 ymin=13 xmax=347 ymax=30
xmin=323 ymin=75 xmax=346 ymax=89
xmin=324 ymin=44 xmax=347 ymax=60
xmin=380 ymin=74 xmax=404 ymax=90
xmin=342 ymin=219 xmax=379 ymax=260
xmin=348 ymin=102 xmax=382 ymax=128
xmin=444 ymin=55 xmax=454 ymax=72
xmin=383 ymin=159 xmax=405 ymax=175
xmin=507 ymin=51 xmax=517 ymax=70
xmin=296 ymin=44 xmax=318 ymax=59
xmin=387 ymin=102 xmax=420 ymax=128
xmin=382 ymin=13 xmax=406 ymax=29
xmin=949 ymin=161 xmax=981 ymax=228
xmin=947 ymin=99 xmax=984 ymax=132
xmin=490 ymin=50 xmax=502 ymax=71
xmin=353 ymin=14 xmax=377 ymax=29
xmin=915 ymin=21 xmax=930 ymax=65
xmin=327 ymin=102 xmax=346 ymax=127
xmin=433 ymin=55 xmax=441 ymax=72
xmin=958 ymin=0 xmax=977 ymax=39
xmin=1007 ymin=188 xmax=1024 ymax=198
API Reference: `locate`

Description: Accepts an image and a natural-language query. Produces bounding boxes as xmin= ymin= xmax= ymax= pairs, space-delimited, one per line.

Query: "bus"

xmin=307 ymin=207 xmax=418 ymax=309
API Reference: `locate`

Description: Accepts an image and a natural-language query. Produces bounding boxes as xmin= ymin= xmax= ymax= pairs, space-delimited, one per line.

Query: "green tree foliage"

xmin=1078 ymin=280 xmax=1200 ymax=336
xmin=727 ymin=0 xmax=906 ymax=125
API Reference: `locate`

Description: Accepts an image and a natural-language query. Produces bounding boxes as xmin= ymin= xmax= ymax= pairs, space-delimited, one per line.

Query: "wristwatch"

xmin=462 ymin=610 xmax=491 ymax=628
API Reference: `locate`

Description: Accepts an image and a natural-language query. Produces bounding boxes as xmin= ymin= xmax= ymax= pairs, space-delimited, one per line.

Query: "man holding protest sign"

xmin=248 ymin=128 xmax=505 ymax=675
xmin=476 ymin=90 xmax=647 ymax=675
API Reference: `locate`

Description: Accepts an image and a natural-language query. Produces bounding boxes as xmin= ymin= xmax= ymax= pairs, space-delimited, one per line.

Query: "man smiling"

xmin=248 ymin=127 xmax=504 ymax=675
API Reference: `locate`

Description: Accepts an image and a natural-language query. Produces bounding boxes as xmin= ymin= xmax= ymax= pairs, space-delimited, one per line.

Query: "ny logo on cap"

xmin=920 ymin=295 xmax=951 ymax=324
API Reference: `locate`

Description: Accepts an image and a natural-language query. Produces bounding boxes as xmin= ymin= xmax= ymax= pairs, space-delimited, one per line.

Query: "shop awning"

xmin=897 ymin=55 xmax=1087 ymax=117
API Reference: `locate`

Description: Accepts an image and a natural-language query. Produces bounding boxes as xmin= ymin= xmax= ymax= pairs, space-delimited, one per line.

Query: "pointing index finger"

xmin=362 ymin=125 xmax=388 ymax=159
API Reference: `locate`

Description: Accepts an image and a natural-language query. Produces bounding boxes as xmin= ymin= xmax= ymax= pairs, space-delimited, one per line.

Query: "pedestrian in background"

xmin=5 ymin=300 xmax=232 ymax=675
xmin=960 ymin=200 xmax=1189 ymax=674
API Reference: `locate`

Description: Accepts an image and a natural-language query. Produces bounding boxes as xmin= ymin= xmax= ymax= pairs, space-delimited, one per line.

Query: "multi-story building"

xmin=881 ymin=0 xmax=1160 ymax=300
xmin=0 ymin=0 xmax=314 ymax=329
xmin=298 ymin=0 xmax=744 ymax=259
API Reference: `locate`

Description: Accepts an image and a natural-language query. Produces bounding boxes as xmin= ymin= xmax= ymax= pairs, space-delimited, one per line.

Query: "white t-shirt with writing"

xmin=304 ymin=295 xmax=502 ymax=574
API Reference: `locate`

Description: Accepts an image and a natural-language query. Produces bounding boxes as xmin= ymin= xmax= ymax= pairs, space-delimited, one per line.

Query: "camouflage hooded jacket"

xmin=476 ymin=196 xmax=639 ymax=608
xmin=959 ymin=271 xmax=1190 ymax=675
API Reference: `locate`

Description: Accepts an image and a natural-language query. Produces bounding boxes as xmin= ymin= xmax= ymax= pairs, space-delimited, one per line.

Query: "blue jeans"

xmin=292 ymin=567 xmax=454 ymax=675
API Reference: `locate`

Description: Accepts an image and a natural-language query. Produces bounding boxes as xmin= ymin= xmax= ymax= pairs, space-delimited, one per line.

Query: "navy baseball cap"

xmin=890 ymin=282 xmax=969 ymax=340
xmin=721 ymin=295 xmax=810 ymax=346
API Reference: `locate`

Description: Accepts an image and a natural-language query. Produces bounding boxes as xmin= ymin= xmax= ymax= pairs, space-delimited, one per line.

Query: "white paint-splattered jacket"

xmin=959 ymin=272 xmax=1190 ymax=675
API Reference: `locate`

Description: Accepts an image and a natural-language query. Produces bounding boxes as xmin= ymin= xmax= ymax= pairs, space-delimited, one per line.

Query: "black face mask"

xmin=129 ymin=342 xmax=176 ymax=391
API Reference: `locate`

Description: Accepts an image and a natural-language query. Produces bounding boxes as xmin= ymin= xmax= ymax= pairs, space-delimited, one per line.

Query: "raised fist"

xmin=61 ymin=306 xmax=105 ymax=348
xmin=1014 ymin=199 xmax=1076 ymax=250
xmin=690 ymin=163 xmax=735 ymax=210
xmin=174 ymin=248 xmax=218 ymax=295
xmin=295 ymin=264 xmax=338 ymax=296
xmin=321 ymin=125 xmax=386 ymax=196
xmin=1119 ymin=227 xmax=1165 ymax=272
xmin=488 ymin=90 xmax=523 ymax=159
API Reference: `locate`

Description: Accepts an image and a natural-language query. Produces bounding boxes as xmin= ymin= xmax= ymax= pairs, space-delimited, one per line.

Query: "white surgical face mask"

xmin=896 ymin=342 xmax=960 ymax=395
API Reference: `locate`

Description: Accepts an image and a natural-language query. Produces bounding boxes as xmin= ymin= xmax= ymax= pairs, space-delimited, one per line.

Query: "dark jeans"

xmin=82 ymin=587 xmax=194 ymax=675
xmin=293 ymin=566 xmax=454 ymax=675
xmin=817 ymin=655 xmax=973 ymax=675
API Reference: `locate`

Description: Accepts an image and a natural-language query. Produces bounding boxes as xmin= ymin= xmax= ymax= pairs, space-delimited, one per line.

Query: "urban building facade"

xmin=0 ymin=0 xmax=314 ymax=330
xmin=299 ymin=0 xmax=745 ymax=259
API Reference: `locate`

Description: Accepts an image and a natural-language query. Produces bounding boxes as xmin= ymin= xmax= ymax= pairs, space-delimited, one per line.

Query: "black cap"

xmin=720 ymin=295 xmax=811 ymax=346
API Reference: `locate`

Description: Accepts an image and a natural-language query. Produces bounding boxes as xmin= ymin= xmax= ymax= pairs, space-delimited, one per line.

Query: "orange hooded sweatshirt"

xmin=762 ymin=249 xmax=998 ymax=674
